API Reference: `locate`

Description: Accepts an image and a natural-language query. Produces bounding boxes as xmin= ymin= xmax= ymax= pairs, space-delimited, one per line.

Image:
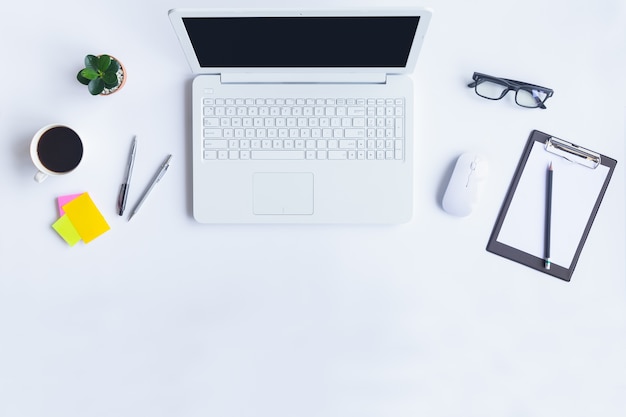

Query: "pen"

xmin=128 ymin=154 xmax=172 ymax=221
xmin=117 ymin=136 xmax=137 ymax=216
xmin=544 ymin=161 xmax=553 ymax=270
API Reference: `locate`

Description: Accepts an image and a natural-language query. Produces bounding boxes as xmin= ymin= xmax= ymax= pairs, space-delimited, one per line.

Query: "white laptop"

xmin=168 ymin=8 xmax=432 ymax=224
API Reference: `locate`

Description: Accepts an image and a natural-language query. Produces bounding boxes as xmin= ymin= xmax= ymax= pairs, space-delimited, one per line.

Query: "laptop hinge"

xmin=220 ymin=73 xmax=387 ymax=84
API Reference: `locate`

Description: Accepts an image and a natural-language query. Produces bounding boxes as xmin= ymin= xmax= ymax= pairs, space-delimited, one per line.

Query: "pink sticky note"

xmin=57 ymin=193 xmax=84 ymax=216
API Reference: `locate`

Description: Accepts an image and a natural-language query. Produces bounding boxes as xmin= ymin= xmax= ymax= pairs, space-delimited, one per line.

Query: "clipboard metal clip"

xmin=545 ymin=136 xmax=601 ymax=169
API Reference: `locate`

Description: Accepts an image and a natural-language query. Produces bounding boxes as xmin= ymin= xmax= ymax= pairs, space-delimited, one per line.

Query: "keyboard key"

xmin=347 ymin=107 xmax=366 ymax=116
xmin=339 ymin=140 xmax=357 ymax=149
xmin=251 ymin=150 xmax=305 ymax=160
xmin=352 ymin=118 xmax=366 ymax=127
xmin=395 ymin=118 xmax=404 ymax=137
xmin=329 ymin=151 xmax=348 ymax=159
xmin=204 ymin=129 xmax=222 ymax=138
xmin=204 ymin=139 xmax=228 ymax=149
xmin=204 ymin=118 xmax=219 ymax=127
xmin=345 ymin=128 xmax=365 ymax=138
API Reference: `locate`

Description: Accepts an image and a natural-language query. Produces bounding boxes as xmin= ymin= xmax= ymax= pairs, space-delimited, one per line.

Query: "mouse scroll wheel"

xmin=470 ymin=161 xmax=477 ymax=170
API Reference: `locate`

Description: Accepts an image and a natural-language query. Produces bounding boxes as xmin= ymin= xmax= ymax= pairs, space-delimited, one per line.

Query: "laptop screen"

xmin=182 ymin=17 xmax=421 ymax=68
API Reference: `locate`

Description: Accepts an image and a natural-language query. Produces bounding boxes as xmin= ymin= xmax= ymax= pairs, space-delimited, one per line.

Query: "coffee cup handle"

xmin=34 ymin=171 xmax=48 ymax=183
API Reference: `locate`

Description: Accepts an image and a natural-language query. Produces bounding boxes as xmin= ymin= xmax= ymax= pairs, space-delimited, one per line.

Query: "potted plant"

xmin=77 ymin=54 xmax=126 ymax=96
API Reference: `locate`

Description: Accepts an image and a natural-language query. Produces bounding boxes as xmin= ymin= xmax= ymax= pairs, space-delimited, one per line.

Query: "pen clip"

xmin=156 ymin=155 xmax=172 ymax=182
xmin=157 ymin=164 xmax=169 ymax=181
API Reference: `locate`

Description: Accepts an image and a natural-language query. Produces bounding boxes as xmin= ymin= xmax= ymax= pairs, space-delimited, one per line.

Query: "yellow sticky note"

xmin=51 ymin=214 xmax=82 ymax=246
xmin=62 ymin=193 xmax=110 ymax=243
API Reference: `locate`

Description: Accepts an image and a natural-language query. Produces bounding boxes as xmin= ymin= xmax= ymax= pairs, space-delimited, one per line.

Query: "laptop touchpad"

xmin=253 ymin=172 xmax=314 ymax=215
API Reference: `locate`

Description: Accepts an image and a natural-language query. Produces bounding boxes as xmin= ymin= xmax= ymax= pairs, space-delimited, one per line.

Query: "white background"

xmin=1 ymin=1 xmax=625 ymax=416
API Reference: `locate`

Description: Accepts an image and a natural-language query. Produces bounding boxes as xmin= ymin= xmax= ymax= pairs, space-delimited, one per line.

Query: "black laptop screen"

xmin=182 ymin=16 xmax=420 ymax=68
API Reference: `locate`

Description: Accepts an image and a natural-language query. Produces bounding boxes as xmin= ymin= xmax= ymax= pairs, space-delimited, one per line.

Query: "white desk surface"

xmin=1 ymin=0 xmax=625 ymax=416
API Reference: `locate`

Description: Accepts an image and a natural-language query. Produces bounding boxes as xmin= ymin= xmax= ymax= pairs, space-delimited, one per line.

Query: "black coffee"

xmin=36 ymin=126 xmax=83 ymax=173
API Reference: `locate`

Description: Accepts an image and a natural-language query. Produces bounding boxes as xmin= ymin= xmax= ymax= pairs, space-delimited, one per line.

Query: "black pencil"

xmin=544 ymin=162 xmax=553 ymax=270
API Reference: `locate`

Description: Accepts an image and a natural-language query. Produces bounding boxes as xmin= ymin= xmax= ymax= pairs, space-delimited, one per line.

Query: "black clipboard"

xmin=487 ymin=130 xmax=617 ymax=281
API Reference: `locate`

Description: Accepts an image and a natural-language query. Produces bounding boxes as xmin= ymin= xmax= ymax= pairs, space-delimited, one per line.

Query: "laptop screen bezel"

xmin=168 ymin=8 xmax=432 ymax=75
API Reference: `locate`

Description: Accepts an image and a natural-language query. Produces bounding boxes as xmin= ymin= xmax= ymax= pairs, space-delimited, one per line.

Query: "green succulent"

xmin=77 ymin=54 xmax=122 ymax=95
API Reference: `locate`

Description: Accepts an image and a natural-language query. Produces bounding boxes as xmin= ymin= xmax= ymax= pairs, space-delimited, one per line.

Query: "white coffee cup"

xmin=30 ymin=124 xmax=84 ymax=183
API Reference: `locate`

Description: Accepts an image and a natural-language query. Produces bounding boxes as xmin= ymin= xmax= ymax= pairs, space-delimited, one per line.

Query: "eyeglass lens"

xmin=474 ymin=79 xmax=509 ymax=100
xmin=515 ymin=88 xmax=548 ymax=108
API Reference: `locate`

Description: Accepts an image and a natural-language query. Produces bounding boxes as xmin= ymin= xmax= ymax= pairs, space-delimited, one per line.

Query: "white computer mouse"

xmin=442 ymin=152 xmax=488 ymax=217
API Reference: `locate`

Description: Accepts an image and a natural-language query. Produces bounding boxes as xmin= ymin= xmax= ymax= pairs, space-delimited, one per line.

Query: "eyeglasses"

xmin=468 ymin=72 xmax=554 ymax=109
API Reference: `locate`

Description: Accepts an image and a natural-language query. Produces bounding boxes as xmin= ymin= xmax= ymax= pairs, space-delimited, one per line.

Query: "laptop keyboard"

xmin=202 ymin=97 xmax=405 ymax=161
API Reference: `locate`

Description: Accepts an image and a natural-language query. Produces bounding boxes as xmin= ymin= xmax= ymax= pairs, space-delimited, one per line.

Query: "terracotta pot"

xmin=99 ymin=55 xmax=126 ymax=96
